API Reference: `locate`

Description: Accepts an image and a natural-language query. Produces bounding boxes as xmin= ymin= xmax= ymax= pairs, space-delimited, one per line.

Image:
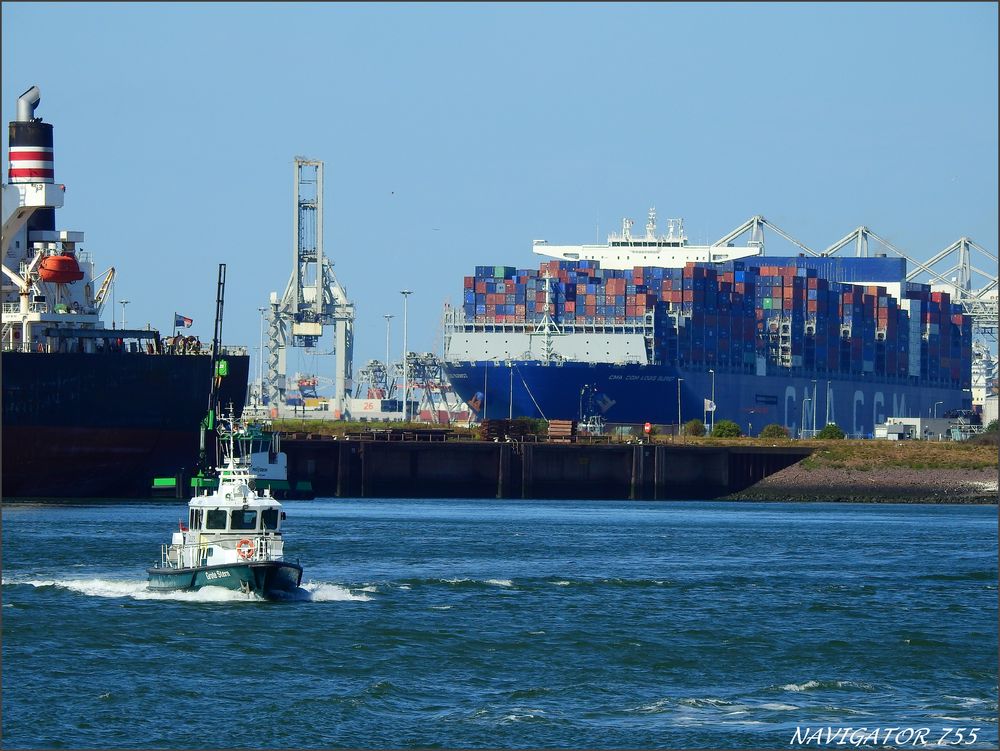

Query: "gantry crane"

xmin=715 ymin=216 xmax=998 ymax=342
xmin=266 ymin=158 xmax=354 ymax=417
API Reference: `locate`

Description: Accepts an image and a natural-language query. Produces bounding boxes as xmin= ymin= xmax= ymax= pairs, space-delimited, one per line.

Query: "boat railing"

xmin=157 ymin=535 xmax=281 ymax=569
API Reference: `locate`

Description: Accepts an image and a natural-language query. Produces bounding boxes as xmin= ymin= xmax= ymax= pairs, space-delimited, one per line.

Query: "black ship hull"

xmin=1 ymin=351 xmax=249 ymax=498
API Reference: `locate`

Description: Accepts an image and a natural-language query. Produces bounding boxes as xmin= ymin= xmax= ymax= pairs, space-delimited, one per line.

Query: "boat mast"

xmin=198 ymin=263 xmax=227 ymax=472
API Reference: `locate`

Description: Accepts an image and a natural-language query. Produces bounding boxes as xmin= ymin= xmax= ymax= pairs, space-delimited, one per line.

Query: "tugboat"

xmin=147 ymin=416 xmax=303 ymax=598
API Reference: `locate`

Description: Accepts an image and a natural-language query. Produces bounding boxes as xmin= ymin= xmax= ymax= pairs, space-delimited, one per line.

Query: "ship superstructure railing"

xmin=2 ymin=301 xmax=48 ymax=315
xmin=157 ymin=534 xmax=282 ymax=569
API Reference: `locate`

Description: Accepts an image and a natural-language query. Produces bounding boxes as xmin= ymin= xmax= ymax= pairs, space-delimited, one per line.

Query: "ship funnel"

xmin=9 ymin=84 xmax=54 ymax=188
xmin=16 ymin=86 xmax=41 ymax=122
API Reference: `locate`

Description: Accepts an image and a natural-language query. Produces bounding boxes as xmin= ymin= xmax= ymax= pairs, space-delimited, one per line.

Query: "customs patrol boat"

xmin=146 ymin=417 xmax=303 ymax=598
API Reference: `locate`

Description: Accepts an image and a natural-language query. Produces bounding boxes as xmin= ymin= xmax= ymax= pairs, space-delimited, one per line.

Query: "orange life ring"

xmin=236 ymin=538 xmax=255 ymax=560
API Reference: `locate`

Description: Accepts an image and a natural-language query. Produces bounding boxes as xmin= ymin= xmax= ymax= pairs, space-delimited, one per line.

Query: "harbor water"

xmin=2 ymin=499 xmax=997 ymax=749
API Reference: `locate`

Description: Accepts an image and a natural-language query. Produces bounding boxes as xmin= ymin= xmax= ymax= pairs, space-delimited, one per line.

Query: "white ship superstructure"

xmin=532 ymin=208 xmax=762 ymax=270
xmin=2 ymin=86 xmax=115 ymax=353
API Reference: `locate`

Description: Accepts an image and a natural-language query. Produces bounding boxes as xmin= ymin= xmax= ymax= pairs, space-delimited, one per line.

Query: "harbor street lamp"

xmin=933 ymin=401 xmax=943 ymax=418
xmin=677 ymin=377 xmax=683 ymax=440
xmin=400 ymin=290 xmax=412 ymax=420
xmin=801 ymin=398 xmax=812 ymax=439
xmin=826 ymin=379 xmax=832 ymax=427
xmin=258 ymin=307 xmax=267 ymax=403
xmin=811 ymin=380 xmax=817 ymax=438
xmin=120 ymin=299 xmax=129 ymax=330
xmin=708 ymin=369 xmax=716 ymax=433
xmin=383 ymin=314 xmax=394 ymax=395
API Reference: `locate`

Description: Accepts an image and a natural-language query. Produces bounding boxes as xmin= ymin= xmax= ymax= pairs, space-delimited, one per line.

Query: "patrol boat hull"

xmin=147 ymin=561 xmax=303 ymax=598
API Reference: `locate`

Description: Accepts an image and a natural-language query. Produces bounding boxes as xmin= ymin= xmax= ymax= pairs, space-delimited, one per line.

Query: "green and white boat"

xmin=147 ymin=418 xmax=303 ymax=598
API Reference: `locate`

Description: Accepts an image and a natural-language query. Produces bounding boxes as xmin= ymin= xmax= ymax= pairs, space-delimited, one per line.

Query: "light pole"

xmin=801 ymin=398 xmax=812 ymax=439
xmin=383 ymin=314 xmax=394 ymax=397
xmin=677 ymin=377 xmax=683 ymax=440
xmin=258 ymin=307 xmax=267 ymax=404
xmin=120 ymin=299 xmax=129 ymax=330
xmin=811 ymin=380 xmax=817 ymax=438
xmin=933 ymin=401 xmax=943 ymax=418
xmin=400 ymin=290 xmax=412 ymax=420
xmin=826 ymin=379 xmax=831 ymax=427
xmin=708 ymin=369 xmax=716 ymax=434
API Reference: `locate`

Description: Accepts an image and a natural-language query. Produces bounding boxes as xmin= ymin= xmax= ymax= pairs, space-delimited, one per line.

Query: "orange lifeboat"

xmin=38 ymin=253 xmax=84 ymax=283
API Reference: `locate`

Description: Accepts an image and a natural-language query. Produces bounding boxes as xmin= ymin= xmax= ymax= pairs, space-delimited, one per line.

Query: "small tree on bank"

xmin=711 ymin=419 xmax=743 ymax=438
xmin=682 ymin=418 xmax=706 ymax=437
xmin=815 ymin=423 xmax=846 ymax=440
xmin=986 ymin=419 xmax=998 ymax=434
xmin=759 ymin=423 xmax=790 ymax=440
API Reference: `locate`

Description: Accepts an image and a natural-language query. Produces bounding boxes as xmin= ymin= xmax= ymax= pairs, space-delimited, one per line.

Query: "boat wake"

xmin=275 ymin=581 xmax=373 ymax=602
xmin=8 ymin=577 xmax=257 ymax=602
xmin=5 ymin=577 xmax=372 ymax=603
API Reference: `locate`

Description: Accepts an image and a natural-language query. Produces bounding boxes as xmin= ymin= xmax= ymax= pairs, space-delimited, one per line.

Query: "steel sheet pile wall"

xmin=460 ymin=257 xmax=971 ymax=387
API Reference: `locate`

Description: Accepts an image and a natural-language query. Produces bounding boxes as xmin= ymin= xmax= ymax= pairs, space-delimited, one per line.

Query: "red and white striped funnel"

xmin=8 ymin=85 xmax=54 ymax=184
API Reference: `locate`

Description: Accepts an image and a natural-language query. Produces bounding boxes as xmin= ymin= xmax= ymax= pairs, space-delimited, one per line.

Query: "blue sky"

xmin=3 ymin=3 xmax=997 ymax=386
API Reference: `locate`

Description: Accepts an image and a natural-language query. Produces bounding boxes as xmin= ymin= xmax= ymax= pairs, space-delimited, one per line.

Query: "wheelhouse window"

xmin=230 ymin=509 xmax=258 ymax=530
xmin=206 ymin=510 xmax=227 ymax=530
xmin=262 ymin=508 xmax=280 ymax=530
xmin=189 ymin=509 xmax=203 ymax=529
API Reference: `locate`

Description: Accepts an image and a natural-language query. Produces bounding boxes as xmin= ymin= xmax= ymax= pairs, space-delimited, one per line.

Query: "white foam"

xmin=759 ymin=702 xmax=798 ymax=711
xmin=486 ymin=579 xmax=513 ymax=587
xmin=633 ymin=698 xmax=672 ymax=713
xmin=430 ymin=605 xmax=452 ymax=610
xmin=13 ymin=576 xmax=371 ymax=603
xmin=500 ymin=709 xmax=545 ymax=723
xmin=780 ymin=680 xmax=821 ymax=692
xmin=552 ymin=580 xmax=571 ymax=586
xmin=779 ymin=679 xmax=872 ymax=692
xmin=18 ymin=578 xmax=256 ymax=602
xmin=298 ymin=581 xmax=372 ymax=602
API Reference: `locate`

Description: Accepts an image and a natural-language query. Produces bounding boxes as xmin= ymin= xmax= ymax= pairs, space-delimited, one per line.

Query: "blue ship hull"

xmin=443 ymin=361 xmax=970 ymax=438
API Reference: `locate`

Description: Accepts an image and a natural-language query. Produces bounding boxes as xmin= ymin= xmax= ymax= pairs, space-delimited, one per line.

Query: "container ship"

xmin=2 ymin=86 xmax=249 ymax=498
xmin=442 ymin=209 xmax=972 ymax=438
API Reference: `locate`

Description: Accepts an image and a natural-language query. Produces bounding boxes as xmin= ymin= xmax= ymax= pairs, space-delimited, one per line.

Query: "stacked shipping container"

xmin=460 ymin=258 xmax=971 ymax=388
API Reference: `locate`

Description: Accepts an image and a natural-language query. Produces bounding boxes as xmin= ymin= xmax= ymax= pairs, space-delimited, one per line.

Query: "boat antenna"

xmin=198 ymin=263 xmax=227 ymax=472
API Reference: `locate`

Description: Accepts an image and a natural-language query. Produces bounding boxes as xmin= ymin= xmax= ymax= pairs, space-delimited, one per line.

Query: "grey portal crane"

xmin=266 ymin=158 xmax=354 ymax=417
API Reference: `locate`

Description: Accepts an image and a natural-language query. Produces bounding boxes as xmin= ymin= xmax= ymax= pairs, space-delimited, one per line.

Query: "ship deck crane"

xmin=266 ymin=158 xmax=354 ymax=417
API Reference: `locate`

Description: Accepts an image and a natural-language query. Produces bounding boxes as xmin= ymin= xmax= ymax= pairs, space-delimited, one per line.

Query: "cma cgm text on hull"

xmin=442 ymin=210 xmax=972 ymax=438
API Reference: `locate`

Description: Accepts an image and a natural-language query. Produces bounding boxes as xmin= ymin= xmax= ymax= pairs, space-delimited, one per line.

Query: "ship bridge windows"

xmin=189 ymin=509 xmax=203 ymax=530
xmin=262 ymin=508 xmax=280 ymax=530
xmin=206 ymin=509 xmax=227 ymax=530
xmin=230 ymin=509 xmax=258 ymax=530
